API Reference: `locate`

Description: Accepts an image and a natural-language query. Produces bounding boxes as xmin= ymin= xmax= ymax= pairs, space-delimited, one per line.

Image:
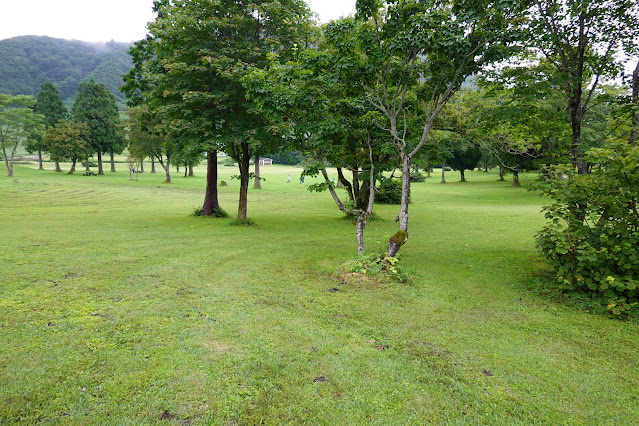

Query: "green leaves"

xmin=536 ymin=141 xmax=639 ymax=316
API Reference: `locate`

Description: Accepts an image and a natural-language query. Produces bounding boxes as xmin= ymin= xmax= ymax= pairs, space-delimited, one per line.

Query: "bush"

xmin=410 ymin=171 xmax=425 ymax=182
xmin=375 ymin=177 xmax=403 ymax=204
xmin=535 ymin=141 xmax=639 ymax=316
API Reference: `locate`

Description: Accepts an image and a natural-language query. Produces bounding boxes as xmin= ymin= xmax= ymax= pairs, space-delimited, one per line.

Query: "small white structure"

xmin=259 ymin=158 xmax=273 ymax=166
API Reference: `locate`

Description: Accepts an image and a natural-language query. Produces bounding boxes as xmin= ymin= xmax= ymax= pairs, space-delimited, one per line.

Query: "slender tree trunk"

xmin=97 ymin=151 xmax=104 ymax=175
xmin=569 ymin=97 xmax=587 ymax=174
xmin=85 ymin=155 xmax=90 ymax=172
xmin=630 ymin=60 xmax=639 ymax=147
xmin=188 ymin=164 xmax=194 ymax=177
xmin=237 ymin=142 xmax=250 ymax=219
xmin=55 ymin=161 xmax=62 ymax=172
xmin=68 ymin=159 xmax=76 ymax=174
xmin=201 ymin=149 xmax=220 ymax=215
xmin=512 ymin=170 xmax=520 ymax=187
xmin=499 ymin=166 xmax=505 ymax=181
xmin=151 ymin=157 xmax=156 ymax=173
xmin=337 ymin=167 xmax=354 ymax=201
xmin=110 ymin=153 xmax=116 ymax=172
xmin=2 ymin=145 xmax=12 ymax=176
xmin=460 ymin=169 xmax=466 ymax=182
xmin=387 ymin=155 xmax=411 ymax=258
xmin=441 ymin=162 xmax=446 ymax=183
xmin=160 ymin=154 xmax=171 ymax=183
xmin=139 ymin=160 xmax=144 ymax=173
xmin=38 ymin=150 xmax=43 ymax=170
xmin=184 ymin=163 xmax=188 ymax=177
xmin=176 ymin=164 xmax=180 ymax=173
xmin=356 ymin=144 xmax=377 ymax=256
xmin=253 ymin=153 xmax=261 ymax=189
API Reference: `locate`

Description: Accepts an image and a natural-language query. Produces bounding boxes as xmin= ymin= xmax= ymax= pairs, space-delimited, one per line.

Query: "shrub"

xmin=375 ymin=177 xmax=402 ymax=204
xmin=535 ymin=141 xmax=639 ymax=316
xmin=410 ymin=171 xmax=425 ymax=182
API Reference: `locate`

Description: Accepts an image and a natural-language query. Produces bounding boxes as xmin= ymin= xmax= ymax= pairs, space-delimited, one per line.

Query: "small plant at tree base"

xmin=192 ymin=207 xmax=228 ymax=218
xmin=229 ymin=217 xmax=256 ymax=227
xmin=340 ymin=253 xmax=411 ymax=284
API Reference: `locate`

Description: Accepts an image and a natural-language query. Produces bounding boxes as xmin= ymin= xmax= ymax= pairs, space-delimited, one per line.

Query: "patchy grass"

xmin=1 ymin=163 xmax=638 ymax=424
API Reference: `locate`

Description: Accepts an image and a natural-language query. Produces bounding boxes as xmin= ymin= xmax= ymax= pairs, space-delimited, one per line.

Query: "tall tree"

xmin=126 ymin=105 xmax=173 ymax=183
xmin=71 ymin=80 xmax=122 ymax=175
xmin=124 ymin=0 xmax=312 ymax=220
xmin=41 ymin=119 xmax=88 ymax=174
xmin=353 ymin=0 xmax=522 ymax=257
xmin=31 ymin=81 xmax=67 ymax=171
xmin=0 ymin=94 xmax=44 ymax=176
xmin=523 ymin=0 xmax=639 ymax=173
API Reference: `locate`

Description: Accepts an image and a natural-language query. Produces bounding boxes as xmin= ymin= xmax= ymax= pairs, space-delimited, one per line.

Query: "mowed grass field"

xmin=1 ymin=161 xmax=638 ymax=424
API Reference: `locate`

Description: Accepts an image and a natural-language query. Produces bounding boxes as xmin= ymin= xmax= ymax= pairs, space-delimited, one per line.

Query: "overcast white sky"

xmin=0 ymin=0 xmax=357 ymax=43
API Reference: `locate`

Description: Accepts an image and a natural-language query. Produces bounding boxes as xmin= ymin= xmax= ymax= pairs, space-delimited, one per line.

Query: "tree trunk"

xmin=85 ymin=156 xmax=90 ymax=172
xmin=387 ymin=155 xmax=411 ymax=257
xmin=460 ymin=169 xmax=466 ymax=182
xmin=188 ymin=164 xmax=194 ymax=177
xmin=38 ymin=150 xmax=43 ymax=170
xmin=160 ymin=154 xmax=171 ymax=183
xmin=499 ymin=167 xmax=505 ymax=181
xmin=151 ymin=157 xmax=156 ymax=173
xmin=176 ymin=164 xmax=180 ymax=173
xmin=253 ymin=153 xmax=262 ymax=189
xmin=237 ymin=142 xmax=251 ymax=219
xmin=97 ymin=151 xmax=104 ymax=175
xmin=55 ymin=161 xmax=62 ymax=172
xmin=512 ymin=169 xmax=520 ymax=187
xmin=184 ymin=163 xmax=188 ymax=177
xmin=2 ymin=145 xmax=12 ymax=177
xmin=441 ymin=162 xmax=446 ymax=183
xmin=140 ymin=160 xmax=144 ymax=173
xmin=630 ymin=59 xmax=639 ymax=147
xmin=68 ymin=159 xmax=76 ymax=174
xmin=110 ymin=153 xmax=116 ymax=172
xmin=201 ymin=149 xmax=220 ymax=215
xmin=569 ymin=97 xmax=587 ymax=174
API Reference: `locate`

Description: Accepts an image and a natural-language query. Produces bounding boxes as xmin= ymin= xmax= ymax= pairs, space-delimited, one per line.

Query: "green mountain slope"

xmin=0 ymin=35 xmax=132 ymax=109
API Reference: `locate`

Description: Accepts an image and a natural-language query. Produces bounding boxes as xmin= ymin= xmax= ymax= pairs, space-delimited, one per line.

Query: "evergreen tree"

xmin=26 ymin=81 xmax=67 ymax=170
xmin=72 ymin=80 xmax=123 ymax=175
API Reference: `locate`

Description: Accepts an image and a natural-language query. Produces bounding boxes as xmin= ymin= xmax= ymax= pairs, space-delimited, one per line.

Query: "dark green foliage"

xmin=0 ymin=36 xmax=132 ymax=108
xmin=265 ymin=150 xmax=302 ymax=165
xmin=448 ymin=141 xmax=482 ymax=181
xmin=410 ymin=171 xmax=425 ymax=182
xmin=375 ymin=177 xmax=402 ymax=204
xmin=535 ymin=141 xmax=639 ymax=316
xmin=229 ymin=218 xmax=256 ymax=226
xmin=192 ymin=207 xmax=228 ymax=218
xmin=72 ymin=80 xmax=123 ymax=160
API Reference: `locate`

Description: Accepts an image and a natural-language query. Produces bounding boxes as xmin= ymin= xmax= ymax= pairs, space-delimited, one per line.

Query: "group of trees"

xmin=0 ymin=79 xmax=126 ymax=176
xmin=121 ymin=0 xmax=639 ymax=261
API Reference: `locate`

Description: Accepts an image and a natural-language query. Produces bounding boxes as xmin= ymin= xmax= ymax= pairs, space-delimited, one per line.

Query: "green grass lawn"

xmin=1 ymin=162 xmax=638 ymax=424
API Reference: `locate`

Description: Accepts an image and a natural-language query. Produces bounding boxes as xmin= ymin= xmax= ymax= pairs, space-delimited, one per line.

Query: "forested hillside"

xmin=0 ymin=36 xmax=132 ymax=109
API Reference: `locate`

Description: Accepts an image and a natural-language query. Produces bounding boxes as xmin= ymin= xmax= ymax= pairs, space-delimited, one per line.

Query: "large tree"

xmin=72 ymin=80 xmax=123 ymax=175
xmin=0 ymin=94 xmax=44 ymax=177
xmin=30 ymin=81 xmax=67 ymax=171
xmin=123 ymin=0 xmax=312 ymax=220
xmin=522 ymin=0 xmax=639 ymax=174
xmin=41 ymin=119 xmax=88 ymax=174
xmin=352 ymin=0 xmax=522 ymax=257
